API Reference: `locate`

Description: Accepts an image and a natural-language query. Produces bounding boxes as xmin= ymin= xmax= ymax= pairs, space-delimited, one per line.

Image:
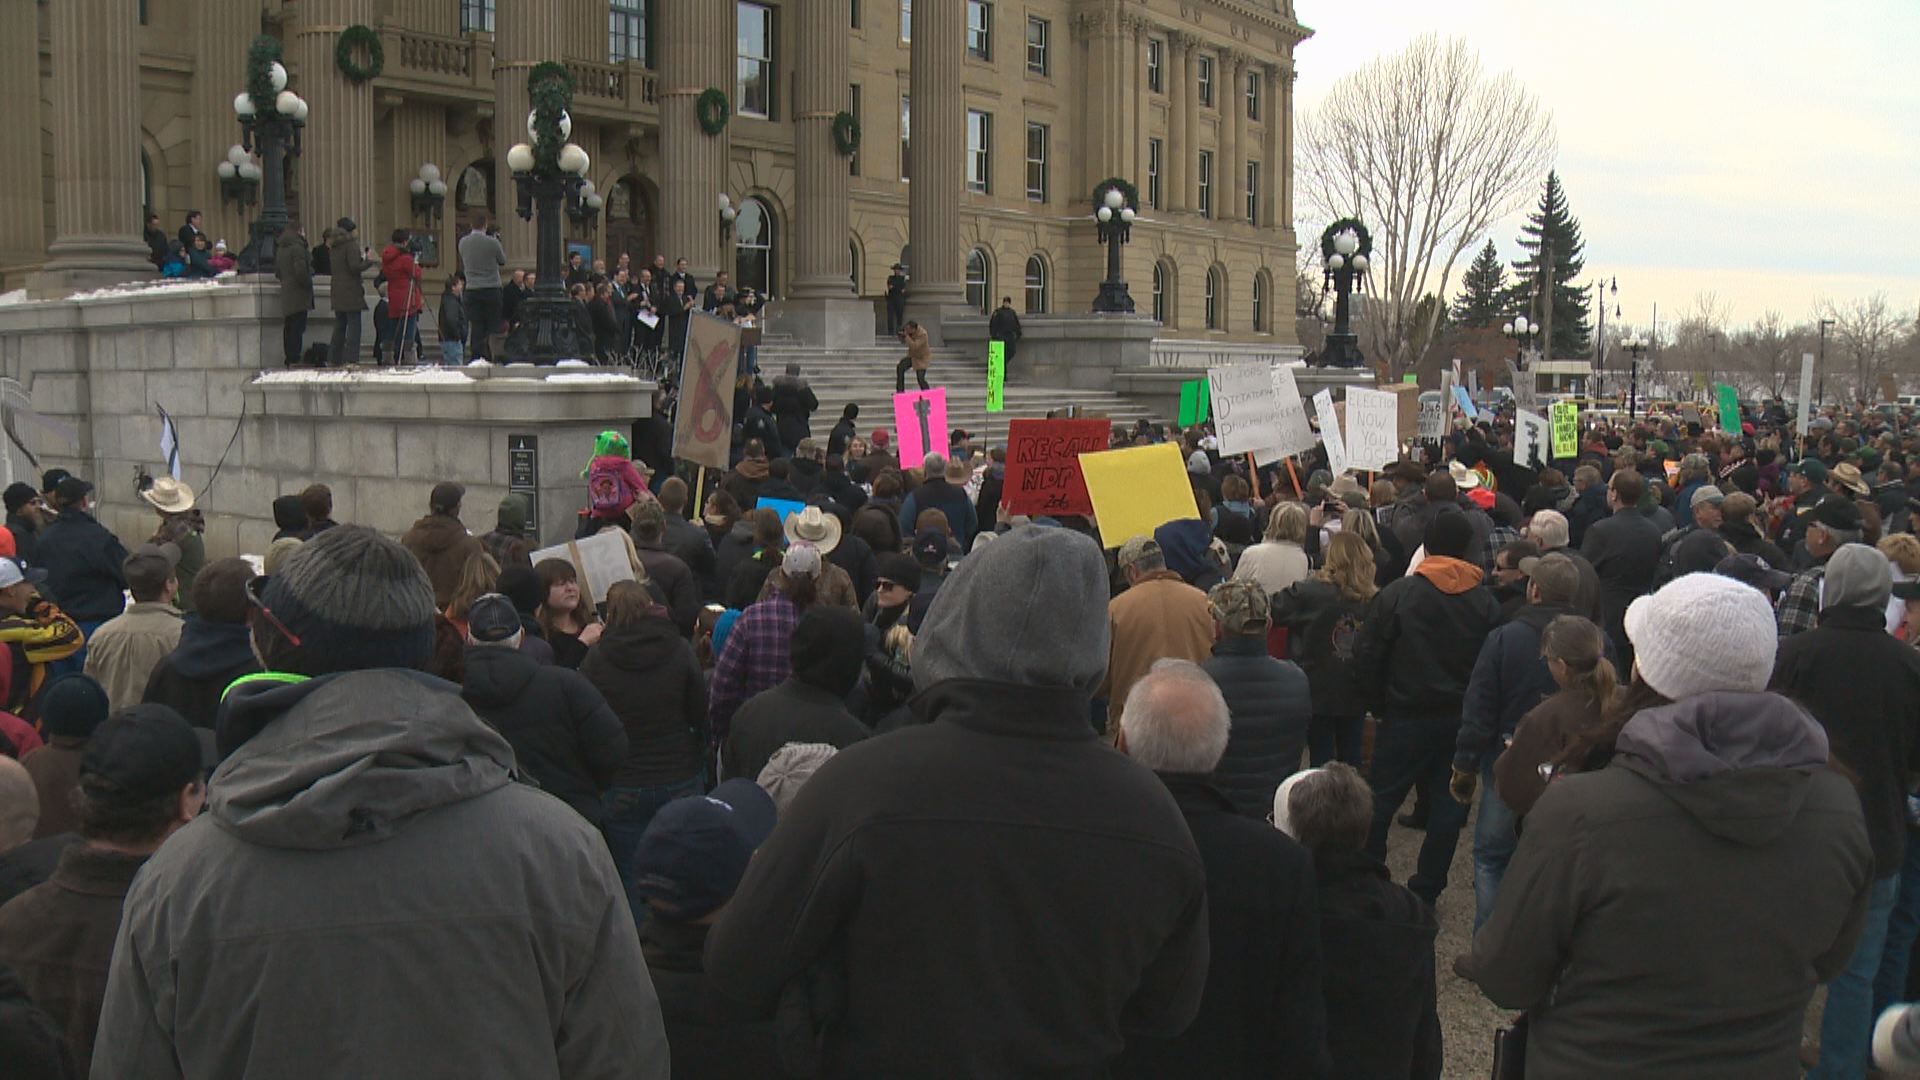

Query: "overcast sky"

xmin=1290 ymin=0 xmax=1920 ymax=332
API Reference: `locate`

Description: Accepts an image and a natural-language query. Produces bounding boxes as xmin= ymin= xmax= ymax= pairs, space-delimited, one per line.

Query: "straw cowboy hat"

xmin=140 ymin=477 xmax=197 ymax=515
xmin=783 ymin=505 xmax=842 ymax=555
xmin=1447 ymin=460 xmax=1482 ymax=491
xmin=1830 ymin=462 xmax=1870 ymax=497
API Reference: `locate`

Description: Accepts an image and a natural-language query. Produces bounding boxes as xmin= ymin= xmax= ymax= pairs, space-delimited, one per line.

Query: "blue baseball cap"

xmin=632 ymin=778 xmax=777 ymax=921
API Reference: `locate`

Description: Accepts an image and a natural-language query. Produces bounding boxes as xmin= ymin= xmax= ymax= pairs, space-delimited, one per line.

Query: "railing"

xmin=386 ymin=28 xmax=475 ymax=82
xmin=565 ymin=59 xmax=659 ymax=110
xmin=1148 ymin=339 xmax=1306 ymax=370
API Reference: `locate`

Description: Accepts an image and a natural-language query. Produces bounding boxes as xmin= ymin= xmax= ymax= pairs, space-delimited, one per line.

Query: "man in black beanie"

xmin=93 ymin=526 xmax=669 ymax=1079
xmin=1353 ymin=507 xmax=1502 ymax=906
xmin=721 ymin=606 xmax=870 ymax=781
xmin=3 ymin=482 xmax=44 ymax=565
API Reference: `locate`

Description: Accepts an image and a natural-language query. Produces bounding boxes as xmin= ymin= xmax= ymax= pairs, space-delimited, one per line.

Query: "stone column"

xmin=658 ymin=0 xmax=731 ymax=282
xmin=1229 ymin=53 xmax=1249 ymax=224
xmin=1166 ymin=36 xmax=1188 ymax=212
xmin=1262 ymin=63 xmax=1280 ymax=228
xmin=783 ymin=0 xmax=867 ymax=345
xmin=290 ymin=0 xmax=377 ymax=248
xmin=1184 ymin=38 xmax=1202 ymax=214
xmin=905 ymin=0 xmax=967 ymax=335
xmin=492 ymin=0 xmax=563 ymax=269
xmin=192 ymin=6 xmax=255 ymax=248
xmin=1282 ymin=66 xmax=1297 ymax=232
xmin=0 ymin=0 xmax=45 ymax=276
xmin=29 ymin=0 xmax=153 ymax=295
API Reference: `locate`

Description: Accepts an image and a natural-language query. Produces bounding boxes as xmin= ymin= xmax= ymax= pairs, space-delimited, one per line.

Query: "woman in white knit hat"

xmin=1464 ymin=572 xmax=1874 ymax=1079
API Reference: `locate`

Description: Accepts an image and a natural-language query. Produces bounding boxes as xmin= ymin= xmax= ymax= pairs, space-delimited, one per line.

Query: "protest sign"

xmin=1003 ymin=418 xmax=1109 ymax=516
xmin=1715 ymin=383 xmax=1740 ymax=433
xmin=1389 ymin=383 xmax=1423 ymax=443
xmin=1514 ymin=408 xmax=1550 ymax=469
xmin=1468 ymin=369 xmax=1481 ymax=396
xmin=1313 ymin=390 xmax=1349 ymax=476
xmin=1550 ymin=400 xmax=1579 ymax=459
xmin=672 ymin=312 xmax=741 ymax=470
xmin=1797 ymin=353 xmax=1816 ymax=437
xmin=530 ymin=530 xmax=641 ymax=606
xmin=1208 ymin=363 xmax=1284 ymax=455
xmin=987 ymin=342 xmax=1006 ymax=413
xmin=1079 ymin=442 xmax=1202 ymax=548
xmin=1451 ymin=384 xmax=1479 ymax=421
xmin=1253 ymin=365 xmax=1319 ymax=463
xmin=1418 ymin=391 xmax=1445 ymax=442
xmin=892 ymin=387 xmax=949 ymax=470
xmin=1403 ymin=373 xmax=1419 ymax=384
xmin=1177 ymin=379 xmax=1210 ymax=426
xmin=1343 ymin=387 xmax=1399 ymax=472
xmin=1663 ymin=460 xmax=1680 ymax=485
xmin=1506 ymin=359 xmax=1540 ymax=412
xmin=754 ymin=497 xmax=806 ymax=524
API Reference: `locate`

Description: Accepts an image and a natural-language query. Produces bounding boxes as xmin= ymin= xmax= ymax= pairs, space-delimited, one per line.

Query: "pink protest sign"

xmin=892 ymin=387 xmax=949 ymax=470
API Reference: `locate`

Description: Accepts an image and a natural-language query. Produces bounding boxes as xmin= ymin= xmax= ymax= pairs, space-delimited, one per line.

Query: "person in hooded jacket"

xmin=706 ymin=527 xmax=1208 ymax=1077
xmin=1201 ymin=579 xmax=1311 ymax=820
xmin=771 ymin=365 xmax=818 ymax=452
xmin=721 ymin=606 xmax=869 ymax=782
xmin=827 ymin=404 xmax=859 ymax=458
xmin=378 ymin=230 xmax=424 ymax=363
xmin=326 ymin=218 xmax=373 ymax=365
xmin=896 ymin=455 xmax=978 ymax=550
xmin=579 ymin=580 xmax=709 ymax=902
xmin=1273 ymin=531 xmax=1377 ymax=767
xmin=1771 ymin=544 xmax=1920 ymax=1079
xmin=35 ymin=476 xmax=129 ymax=638
xmin=140 ymin=558 xmax=262 ymax=733
xmin=460 ymin=595 xmax=627 ymax=826
xmin=400 ymin=482 xmax=487 ymax=610
xmin=725 ymin=440 xmax=773 ymax=509
xmin=1580 ymin=468 xmax=1664 ymax=671
xmin=92 ymin=526 xmax=669 ymax=1080
xmin=630 ymin=503 xmax=701 ymax=638
xmin=1466 ymin=572 xmax=1873 ymax=1080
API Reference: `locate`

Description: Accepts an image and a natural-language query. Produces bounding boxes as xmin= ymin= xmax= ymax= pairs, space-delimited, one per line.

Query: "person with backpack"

xmin=576 ymin=431 xmax=655 ymax=538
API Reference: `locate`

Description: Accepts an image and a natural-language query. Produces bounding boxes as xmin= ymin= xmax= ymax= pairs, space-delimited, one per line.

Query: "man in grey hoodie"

xmin=91 ymin=526 xmax=667 ymax=1079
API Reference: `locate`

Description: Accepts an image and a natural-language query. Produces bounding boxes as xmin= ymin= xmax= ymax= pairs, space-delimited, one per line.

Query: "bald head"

xmin=1119 ymin=659 xmax=1231 ymax=774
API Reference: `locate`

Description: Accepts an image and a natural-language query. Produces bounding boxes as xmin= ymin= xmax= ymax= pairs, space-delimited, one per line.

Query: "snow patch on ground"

xmin=251 ymin=367 xmax=475 ymax=385
xmin=67 ymin=276 xmax=234 ymax=302
xmin=544 ymin=372 xmax=645 ymax=384
xmin=0 ymin=290 xmax=27 ymax=307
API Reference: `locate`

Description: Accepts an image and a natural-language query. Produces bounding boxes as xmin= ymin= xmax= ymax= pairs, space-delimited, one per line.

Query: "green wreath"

xmin=245 ymin=35 xmax=281 ymax=117
xmin=335 ymin=24 xmax=384 ymax=83
xmin=1318 ymin=217 xmax=1373 ymax=261
xmin=1092 ymin=177 xmax=1140 ymax=213
xmin=696 ymin=88 xmax=730 ymax=136
xmin=831 ymin=111 xmax=861 ymax=156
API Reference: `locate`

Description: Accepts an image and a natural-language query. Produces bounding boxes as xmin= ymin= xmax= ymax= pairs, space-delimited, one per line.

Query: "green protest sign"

xmin=1550 ymin=400 xmax=1579 ymax=459
xmin=1715 ymin=383 xmax=1740 ymax=433
xmin=986 ymin=341 xmax=1005 ymax=413
xmin=1177 ymin=378 xmax=1210 ymax=426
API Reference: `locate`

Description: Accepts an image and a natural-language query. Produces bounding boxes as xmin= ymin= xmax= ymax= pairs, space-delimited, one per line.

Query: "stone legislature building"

xmin=1 ymin=0 xmax=1307 ymax=349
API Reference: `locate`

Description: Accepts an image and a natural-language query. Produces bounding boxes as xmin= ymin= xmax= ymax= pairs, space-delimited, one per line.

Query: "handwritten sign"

xmin=1418 ymin=392 xmax=1445 ymax=442
xmin=672 ymin=312 xmax=741 ymax=470
xmin=1254 ymin=365 xmax=1318 ymax=463
xmin=1003 ymin=418 xmax=1109 ymax=516
xmin=1506 ymin=359 xmax=1539 ymax=413
xmin=1313 ymin=390 xmax=1349 ymax=476
xmin=986 ymin=342 xmax=1005 ymax=413
xmin=1208 ymin=363 xmax=1284 ymax=456
xmin=530 ymin=530 xmax=641 ymax=606
xmin=1715 ymin=383 xmax=1741 ymax=433
xmin=1550 ymin=401 xmax=1579 ymax=459
xmin=1797 ymin=354 xmax=1816 ymax=437
xmin=892 ymin=387 xmax=949 ymax=470
xmin=1514 ymin=408 xmax=1550 ymax=469
xmin=1079 ymin=442 xmax=1202 ymax=549
xmin=1344 ymin=387 xmax=1399 ymax=472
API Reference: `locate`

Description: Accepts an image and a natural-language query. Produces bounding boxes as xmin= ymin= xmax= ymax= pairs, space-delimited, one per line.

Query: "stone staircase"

xmin=754 ymin=335 xmax=1158 ymax=439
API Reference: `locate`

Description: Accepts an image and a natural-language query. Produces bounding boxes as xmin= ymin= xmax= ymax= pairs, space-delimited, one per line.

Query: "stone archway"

xmin=604 ymin=174 xmax=658 ymax=270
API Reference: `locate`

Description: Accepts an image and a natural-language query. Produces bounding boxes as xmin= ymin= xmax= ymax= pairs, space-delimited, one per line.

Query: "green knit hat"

xmin=582 ymin=430 xmax=631 ymax=476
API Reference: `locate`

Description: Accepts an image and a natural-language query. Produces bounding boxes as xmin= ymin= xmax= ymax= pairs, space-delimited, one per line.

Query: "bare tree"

xmin=1298 ymin=35 xmax=1556 ymax=378
xmin=1728 ymin=310 xmax=1808 ymax=401
xmin=1821 ymin=292 xmax=1901 ymax=401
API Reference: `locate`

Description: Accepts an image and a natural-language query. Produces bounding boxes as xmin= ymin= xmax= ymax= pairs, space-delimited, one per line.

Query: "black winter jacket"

xmin=721 ymin=679 xmax=869 ymax=783
xmin=578 ymin=616 xmax=709 ymax=787
xmin=771 ymin=379 xmax=819 ymax=452
xmin=460 ymin=645 xmax=627 ymax=823
xmin=1116 ymin=775 xmax=1328 ymax=1079
xmin=1454 ymin=602 xmax=1582 ymax=770
xmin=826 ymin=531 xmax=878 ymax=606
xmin=1565 ymin=483 xmax=1609 ymax=549
xmin=1580 ymin=506 xmax=1663 ymax=651
xmin=141 ymin=617 xmax=262 ymax=731
xmin=1315 ymin=850 xmax=1441 ymax=1079
xmin=1353 ymin=566 xmax=1501 ymax=720
xmin=1202 ymin=635 xmax=1312 ymax=819
xmin=1270 ymin=578 xmax=1369 ymax=717
xmin=633 ymin=541 xmax=700 ymax=638
xmin=1717 ymin=518 xmax=1791 ymax=569
xmin=638 ymin=917 xmax=790 ymax=1080
xmin=35 ymin=508 xmax=128 ymax=623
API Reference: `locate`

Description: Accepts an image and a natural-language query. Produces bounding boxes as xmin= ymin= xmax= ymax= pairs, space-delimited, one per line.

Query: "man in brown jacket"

xmin=400 ymin=482 xmax=486 ymax=609
xmin=0 ymin=705 xmax=203 ymax=1076
xmin=1099 ymin=536 xmax=1215 ymax=735
xmin=895 ymin=320 xmax=932 ymax=392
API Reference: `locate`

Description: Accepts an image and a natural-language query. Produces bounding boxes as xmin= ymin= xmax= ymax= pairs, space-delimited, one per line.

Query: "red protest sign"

xmin=1004 ymin=419 xmax=1110 ymax=516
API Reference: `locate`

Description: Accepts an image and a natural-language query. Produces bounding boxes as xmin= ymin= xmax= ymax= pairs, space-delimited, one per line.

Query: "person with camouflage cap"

xmin=1201 ymin=578 xmax=1312 ymax=819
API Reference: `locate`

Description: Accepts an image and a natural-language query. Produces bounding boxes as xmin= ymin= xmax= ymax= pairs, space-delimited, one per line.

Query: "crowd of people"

xmin=0 ymin=375 xmax=1918 ymax=1077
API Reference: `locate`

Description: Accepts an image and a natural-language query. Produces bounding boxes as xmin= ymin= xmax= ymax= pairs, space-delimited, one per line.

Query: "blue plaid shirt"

xmin=708 ymin=592 xmax=799 ymax=741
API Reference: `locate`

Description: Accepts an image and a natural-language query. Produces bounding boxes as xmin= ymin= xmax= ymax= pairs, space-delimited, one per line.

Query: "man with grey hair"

xmin=1674 ymin=453 xmax=1714 ymax=528
xmin=1101 ymin=536 xmax=1215 ymax=735
xmin=1525 ymin=508 xmax=1603 ymax=624
xmin=1113 ymin=659 xmax=1329 ymax=1078
xmin=709 ymin=526 xmax=1208 ymax=1076
xmin=1779 ymin=498 xmax=1864 ymax=637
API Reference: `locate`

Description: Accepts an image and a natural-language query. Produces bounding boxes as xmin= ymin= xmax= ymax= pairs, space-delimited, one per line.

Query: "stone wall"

xmin=0 ymin=279 xmax=652 ymax=559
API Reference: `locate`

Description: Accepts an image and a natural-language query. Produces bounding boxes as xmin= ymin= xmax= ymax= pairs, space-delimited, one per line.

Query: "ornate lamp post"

xmin=1317 ymin=218 xmax=1370 ymax=368
xmin=1622 ymin=335 xmax=1648 ymax=419
xmin=503 ymin=64 xmax=594 ymax=364
xmin=409 ymin=163 xmax=447 ymax=225
xmin=1502 ymin=315 xmax=1538 ymax=367
xmin=217 ymin=144 xmax=260 ymax=214
xmin=1090 ymin=180 xmax=1138 ymax=314
xmin=567 ymin=178 xmax=604 ymax=233
xmin=234 ymin=38 xmax=306 ymax=274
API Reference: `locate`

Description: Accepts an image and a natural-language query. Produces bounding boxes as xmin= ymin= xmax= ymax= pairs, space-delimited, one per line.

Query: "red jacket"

xmin=380 ymin=245 xmax=424 ymax=317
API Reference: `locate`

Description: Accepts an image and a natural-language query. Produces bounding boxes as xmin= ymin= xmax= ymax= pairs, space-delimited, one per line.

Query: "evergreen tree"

xmin=1451 ymin=240 xmax=1507 ymax=327
xmin=1506 ymin=172 xmax=1591 ymax=356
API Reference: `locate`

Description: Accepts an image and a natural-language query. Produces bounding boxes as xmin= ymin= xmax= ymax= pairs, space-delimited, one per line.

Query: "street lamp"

xmin=1090 ymin=182 xmax=1138 ymax=314
xmin=567 ymin=178 xmax=604 ymax=232
xmin=409 ymin=163 xmax=447 ymax=224
xmin=1622 ymin=335 xmax=1648 ymax=419
xmin=1502 ymin=315 xmax=1538 ymax=367
xmin=233 ymin=42 xmax=304 ymax=274
xmin=502 ymin=63 xmax=594 ymax=364
xmin=1316 ymin=218 xmax=1370 ymax=368
xmin=717 ymin=192 xmax=737 ymax=248
xmin=217 ymin=144 xmax=259 ymax=213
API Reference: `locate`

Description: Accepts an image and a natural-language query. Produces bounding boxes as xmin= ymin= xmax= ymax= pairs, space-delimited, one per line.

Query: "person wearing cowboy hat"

xmin=885 ymin=262 xmax=909 ymax=336
xmin=140 ymin=477 xmax=205 ymax=616
xmin=895 ymin=454 xmax=979 ymax=553
xmin=754 ymin=507 xmax=859 ymax=611
xmin=1829 ymin=461 xmax=1872 ymax=501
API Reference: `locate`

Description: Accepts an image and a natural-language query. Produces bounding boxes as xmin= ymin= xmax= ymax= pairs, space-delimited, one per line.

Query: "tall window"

xmin=1026 ymin=17 xmax=1050 ymax=75
xmin=1205 ymin=266 xmax=1222 ymax=330
xmin=1024 ymin=122 xmax=1048 ymax=203
xmin=900 ymin=0 xmax=910 ymax=41
xmin=965 ymin=248 xmax=991 ymax=314
xmin=1152 ymin=262 xmax=1170 ymax=323
xmin=460 ymin=0 xmax=494 ymax=34
xmin=609 ymin=0 xmax=647 ymax=64
xmin=1197 ymin=150 xmax=1213 ymax=217
xmin=1197 ymin=55 xmax=1214 ymax=107
xmin=966 ymin=110 xmax=991 ymax=194
xmin=966 ymin=1 xmax=991 ymax=60
xmin=1252 ymin=272 xmax=1268 ymax=332
xmin=850 ymin=0 xmax=860 ymax=29
xmin=1024 ymin=255 xmax=1048 ymax=313
xmin=737 ymin=3 xmax=774 ymax=119
xmin=1146 ymin=39 xmax=1163 ymax=93
xmin=1147 ymin=139 xmax=1162 ymax=209
xmin=848 ymin=85 xmax=862 ymax=175
xmin=1246 ymin=69 xmax=1262 ymax=120
xmin=735 ymin=197 xmax=776 ymax=296
xmin=1245 ymin=161 xmax=1260 ymax=224
xmin=900 ymin=93 xmax=911 ymax=181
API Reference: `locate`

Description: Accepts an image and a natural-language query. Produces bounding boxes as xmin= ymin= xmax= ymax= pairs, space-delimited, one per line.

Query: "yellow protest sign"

xmin=1550 ymin=401 xmax=1579 ymax=459
xmin=1078 ymin=442 xmax=1202 ymax=548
